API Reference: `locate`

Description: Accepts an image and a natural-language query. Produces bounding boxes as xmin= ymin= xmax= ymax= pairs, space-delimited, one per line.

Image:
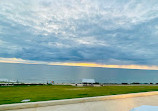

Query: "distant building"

xmin=82 ymin=79 xmax=95 ymax=85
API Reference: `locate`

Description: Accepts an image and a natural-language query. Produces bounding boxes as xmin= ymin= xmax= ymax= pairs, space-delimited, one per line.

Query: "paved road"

xmin=6 ymin=95 xmax=158 ymax=111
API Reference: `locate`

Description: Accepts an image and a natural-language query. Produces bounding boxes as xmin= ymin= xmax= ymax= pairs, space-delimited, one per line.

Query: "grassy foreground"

xmin=1 ymin=85 xmax=158 ymax=105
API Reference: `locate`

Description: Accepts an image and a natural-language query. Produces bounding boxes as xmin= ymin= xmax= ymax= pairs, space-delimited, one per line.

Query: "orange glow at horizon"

xmin=49 ymin=62 xmax=158 ymax=70
xmin=0 ymin=57 xmax=158 ymax=70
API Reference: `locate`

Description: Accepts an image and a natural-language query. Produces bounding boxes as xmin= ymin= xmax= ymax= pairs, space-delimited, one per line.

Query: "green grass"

xmin=1 ymin=85 xmax=158 ymax=105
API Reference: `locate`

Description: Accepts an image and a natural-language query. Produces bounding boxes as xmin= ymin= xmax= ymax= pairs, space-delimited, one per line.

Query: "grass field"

xmin=1 ymin=85 xmax=158 ymax=105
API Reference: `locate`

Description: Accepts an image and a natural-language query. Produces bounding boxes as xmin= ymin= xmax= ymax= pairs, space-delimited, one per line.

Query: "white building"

xmin=82 ymin=79 xmax=95 ymax=84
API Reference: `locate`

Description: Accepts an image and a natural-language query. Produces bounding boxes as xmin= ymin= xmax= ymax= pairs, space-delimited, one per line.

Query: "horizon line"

xmin=0 ymin=57 xmax=158 ymax=70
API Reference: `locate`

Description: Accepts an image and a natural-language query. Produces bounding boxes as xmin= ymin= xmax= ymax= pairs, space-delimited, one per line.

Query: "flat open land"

xmin=1 ymin=85 xmax=158 ymax=105
xmin=6 ymin=94 xmax=158 ymax=111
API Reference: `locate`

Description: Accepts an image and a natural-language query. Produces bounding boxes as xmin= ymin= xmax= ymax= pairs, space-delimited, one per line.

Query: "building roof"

xmin=82 ymin=79 xmax=95 ymax=83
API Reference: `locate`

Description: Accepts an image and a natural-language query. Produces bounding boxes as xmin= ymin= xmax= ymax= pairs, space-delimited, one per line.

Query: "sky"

xmin=0 ymin=0 xmax=158 ymax=70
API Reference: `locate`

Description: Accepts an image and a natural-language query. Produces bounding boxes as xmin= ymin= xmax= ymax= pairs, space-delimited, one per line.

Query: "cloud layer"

xmin=1 ymin=57 xmax=158 ymax=70
xmin=0 ymin=0 xmax=158 ymax=66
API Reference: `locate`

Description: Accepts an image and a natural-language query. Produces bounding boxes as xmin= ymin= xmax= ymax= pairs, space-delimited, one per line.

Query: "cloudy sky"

xmin=0 ymin=0 xmax=158 ymax=69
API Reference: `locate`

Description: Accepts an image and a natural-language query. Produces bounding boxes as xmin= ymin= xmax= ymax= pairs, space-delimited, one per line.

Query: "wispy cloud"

xmin=0 ymin=0 xmax=158 ymax=66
